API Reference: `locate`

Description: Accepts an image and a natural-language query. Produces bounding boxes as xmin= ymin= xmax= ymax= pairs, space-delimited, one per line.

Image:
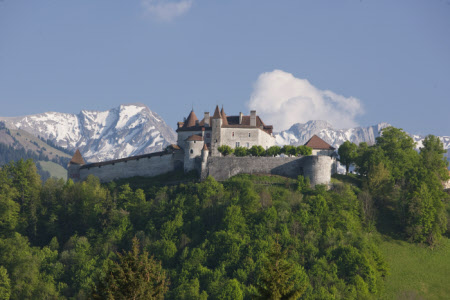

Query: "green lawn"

xmin=38 ymin=160 xmax=67 ymax=180
xmin=379 ymin=236 xmax=450 ymax=300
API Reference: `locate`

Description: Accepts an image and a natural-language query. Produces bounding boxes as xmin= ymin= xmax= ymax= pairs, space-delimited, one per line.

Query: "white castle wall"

xmin=220 ymin=128 xmax=275 ymax=150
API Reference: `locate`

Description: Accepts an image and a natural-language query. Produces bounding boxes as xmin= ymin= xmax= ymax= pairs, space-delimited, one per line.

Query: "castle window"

xmin=232 ymin=132 xmax=234 ymax=137
xmin=190 ymin=149 xmax=193 ymax=154
xmin=236 ymin=142 xmax=240 ymax=147
xmin=249 ymin=133 xmax=251 ymax=137
xmin=246 ymin=143 xmax=249 ymax=148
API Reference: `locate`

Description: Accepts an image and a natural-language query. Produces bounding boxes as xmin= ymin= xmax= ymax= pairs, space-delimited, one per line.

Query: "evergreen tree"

xmin=93 ymin=237 xmax=169 ymax=299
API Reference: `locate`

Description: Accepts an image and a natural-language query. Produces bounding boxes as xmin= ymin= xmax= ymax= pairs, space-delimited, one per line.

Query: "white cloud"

xmin=247 ymin=70 xmax=364 ymax=131
xmin=142 ymin=0 xmax=193 ymax=22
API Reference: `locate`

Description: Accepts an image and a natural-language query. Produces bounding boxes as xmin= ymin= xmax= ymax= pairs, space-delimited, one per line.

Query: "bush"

xmin=218 ymin=145 xmax=234 ymax=156
xmin=249 ymin=145 xmax=266 ymax=157
xmin=296 ymin=145 xmax=312 ymax=156
xmin=266 ymin=146 xmax=281 ymax=157
xmin=234 ymin=146 xmax=248 ymax=157
xmin=281 ymin=145 xmax=296 ymax=156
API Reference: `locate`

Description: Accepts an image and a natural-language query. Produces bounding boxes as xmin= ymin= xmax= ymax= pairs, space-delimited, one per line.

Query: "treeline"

xmin=0 ymin=141 xmax=70 ymax=168
xmin=218 ymin=145 xmax=312 ymax=157
xmin=0 ymin=159 xmax=387 ymax=299
xmin=338 ymin=127 xmax=450 ymax=245
xmin=0 ymin=144 xmax=51 ymax=181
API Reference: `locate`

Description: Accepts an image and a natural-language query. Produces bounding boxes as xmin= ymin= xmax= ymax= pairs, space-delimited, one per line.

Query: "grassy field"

xmin=38 ymin=160 xmax=67 ymax=180
xmin=379 ymin=235 xmax=450 ymax=300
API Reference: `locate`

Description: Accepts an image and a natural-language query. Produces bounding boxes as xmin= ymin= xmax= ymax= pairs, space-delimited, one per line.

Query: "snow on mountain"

xmin=0 ymin=104 xmax=177 ymax=162
xmin=275 ymin=120 xmax=391 ymax=149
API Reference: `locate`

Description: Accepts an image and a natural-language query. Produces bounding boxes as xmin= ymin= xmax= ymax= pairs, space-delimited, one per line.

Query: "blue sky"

xmin=0 ymin=0 xmax=449 ymax=135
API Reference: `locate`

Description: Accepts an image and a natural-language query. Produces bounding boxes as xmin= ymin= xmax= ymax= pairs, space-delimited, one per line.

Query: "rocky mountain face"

xmin=275 ymin=120 xmax=391 ymax=149
xmin=0 ymin=104 xmax=177 ymax=162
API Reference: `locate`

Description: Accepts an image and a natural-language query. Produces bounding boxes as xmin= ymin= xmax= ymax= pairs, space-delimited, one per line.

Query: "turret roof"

xmin=183 ymin=110 xmax=199 ymax=128
xmin=202 ymin=143 xmax=209 ymax=151
xmin=212 ymin=105 xmax=221 ymax=119
xmin=70 ymin=149 xmax=85 ymax=165
xmin=304 ymin=135 xmax=335 ymax=150
xmin=220 ymin=107 xmax=229 ymax=125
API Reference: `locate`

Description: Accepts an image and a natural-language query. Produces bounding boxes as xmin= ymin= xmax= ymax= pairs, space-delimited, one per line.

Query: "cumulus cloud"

xmin=142 ymin=0 xmax=193 ymax=21
xmin=247 ymin=70 xmax=364 ymax=131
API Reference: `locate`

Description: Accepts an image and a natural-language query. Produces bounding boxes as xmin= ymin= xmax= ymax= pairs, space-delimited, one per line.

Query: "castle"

xmin=68 ymin=106 xmax=337 ymax=186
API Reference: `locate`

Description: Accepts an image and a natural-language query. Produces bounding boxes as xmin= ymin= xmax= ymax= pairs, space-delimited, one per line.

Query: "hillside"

xmin=0 ymin=125 xmax=71 ymax=163
xmin=379 ymin=236 xmax=450 ymax=300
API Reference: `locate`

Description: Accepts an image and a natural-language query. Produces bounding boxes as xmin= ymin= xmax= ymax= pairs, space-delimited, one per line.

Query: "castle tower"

xmin=184 ymin=134 xmax=204 ymax=172
xmin=210 ymin=105 xmax=222 ymax=157
xmin=67 ymin=149 xmax=85 ymax=181
xmin=200 ymin=143 xmax=209 ymax=180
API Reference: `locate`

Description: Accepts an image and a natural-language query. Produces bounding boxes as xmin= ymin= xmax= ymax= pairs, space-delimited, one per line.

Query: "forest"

xmin=0 ymin=126 xmax=448 ymax=299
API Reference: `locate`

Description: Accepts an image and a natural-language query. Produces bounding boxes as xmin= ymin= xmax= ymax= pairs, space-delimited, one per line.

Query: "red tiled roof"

xmin=186 ymin=134 xmax=203 ymax=141
xmin=70 ymin=149 xmax=85 ymax=165
xmin=183 ymin=110 xmax=199 ymax=128
xmin=304 ymin=135 xmax=335 ymax=150
xmin=177 ymin=108 xmax=273 ymax=134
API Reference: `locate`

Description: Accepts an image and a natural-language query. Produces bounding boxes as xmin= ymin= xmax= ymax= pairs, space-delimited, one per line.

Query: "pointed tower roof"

xmin=220 ymin=106 xmax=229 ymax=125
xmin=304 ymin=135 xmax=335 ymax=150
xmin=70 ymin=149 xmax=85 ymax=165
xmin=202 ymin=143 xmax=209 ymax=151
xmin=183 ymin=110 xmax=199 ymax=128
xmin=212 ymin=105 xmax=222 ymax=119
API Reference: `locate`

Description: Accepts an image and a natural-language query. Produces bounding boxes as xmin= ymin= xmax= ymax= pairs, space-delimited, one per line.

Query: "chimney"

xmin=204 ymin=112 xmax=210 ymax=127
xmin=239 ymin=112 xmax=243 ymax=124
xmin=250 ymin=110 xmax=256 ymax=127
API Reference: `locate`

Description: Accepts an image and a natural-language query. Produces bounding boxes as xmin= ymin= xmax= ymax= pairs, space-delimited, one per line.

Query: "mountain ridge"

xmin=0 ymin=104 xmax=177 ymax=162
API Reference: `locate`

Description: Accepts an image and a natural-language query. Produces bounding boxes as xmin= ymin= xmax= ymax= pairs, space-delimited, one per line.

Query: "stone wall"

xmin=78 ymin=152 xmax=181 ymax=182
xmin=202 ymin=155 xmax=333 ymax=186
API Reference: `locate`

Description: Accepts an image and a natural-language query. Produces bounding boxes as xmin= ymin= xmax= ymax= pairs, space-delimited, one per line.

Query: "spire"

xmin=69 ymin=149 xmax=85 ymax=165
xmin=220 ymin=106 xmax=228 ymax=125
xmin=202 ymin=143 xmax=209 ymax=151
xmin=212 ymin=105 xmax=221 ymax=119
xmin=183 ymin=110 xmax=199 ymax=128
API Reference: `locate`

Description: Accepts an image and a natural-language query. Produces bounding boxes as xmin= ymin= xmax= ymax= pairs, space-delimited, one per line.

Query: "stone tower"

xmin=210 ymin=105 xmax=222 ymax=157
xmin=67 ymin=149 xmax=85 ymax=181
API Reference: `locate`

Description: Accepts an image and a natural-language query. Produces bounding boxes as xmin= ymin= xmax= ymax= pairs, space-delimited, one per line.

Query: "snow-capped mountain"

xmin=275 ymin=120 xmax=391 ymax=149
xmin=0 ymin=104 xmax=177 ymax=162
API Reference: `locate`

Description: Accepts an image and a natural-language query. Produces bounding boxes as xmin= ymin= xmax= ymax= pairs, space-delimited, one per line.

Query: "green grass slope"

xmin=379 ymin=236 xmax=450 ymax=300
xmin=38 ymin=160 xmax=67 ymax=181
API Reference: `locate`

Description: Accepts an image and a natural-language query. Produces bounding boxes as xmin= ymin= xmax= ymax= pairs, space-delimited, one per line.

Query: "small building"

xmin=304 ymin=135 xmax=336 ymax=156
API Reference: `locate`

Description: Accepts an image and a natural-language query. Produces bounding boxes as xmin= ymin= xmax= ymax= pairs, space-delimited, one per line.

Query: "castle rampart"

xmin=202 ymin=155 xmax=333 ymax=186
xmin=74 ymin=151 xmax=183 ymax=182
